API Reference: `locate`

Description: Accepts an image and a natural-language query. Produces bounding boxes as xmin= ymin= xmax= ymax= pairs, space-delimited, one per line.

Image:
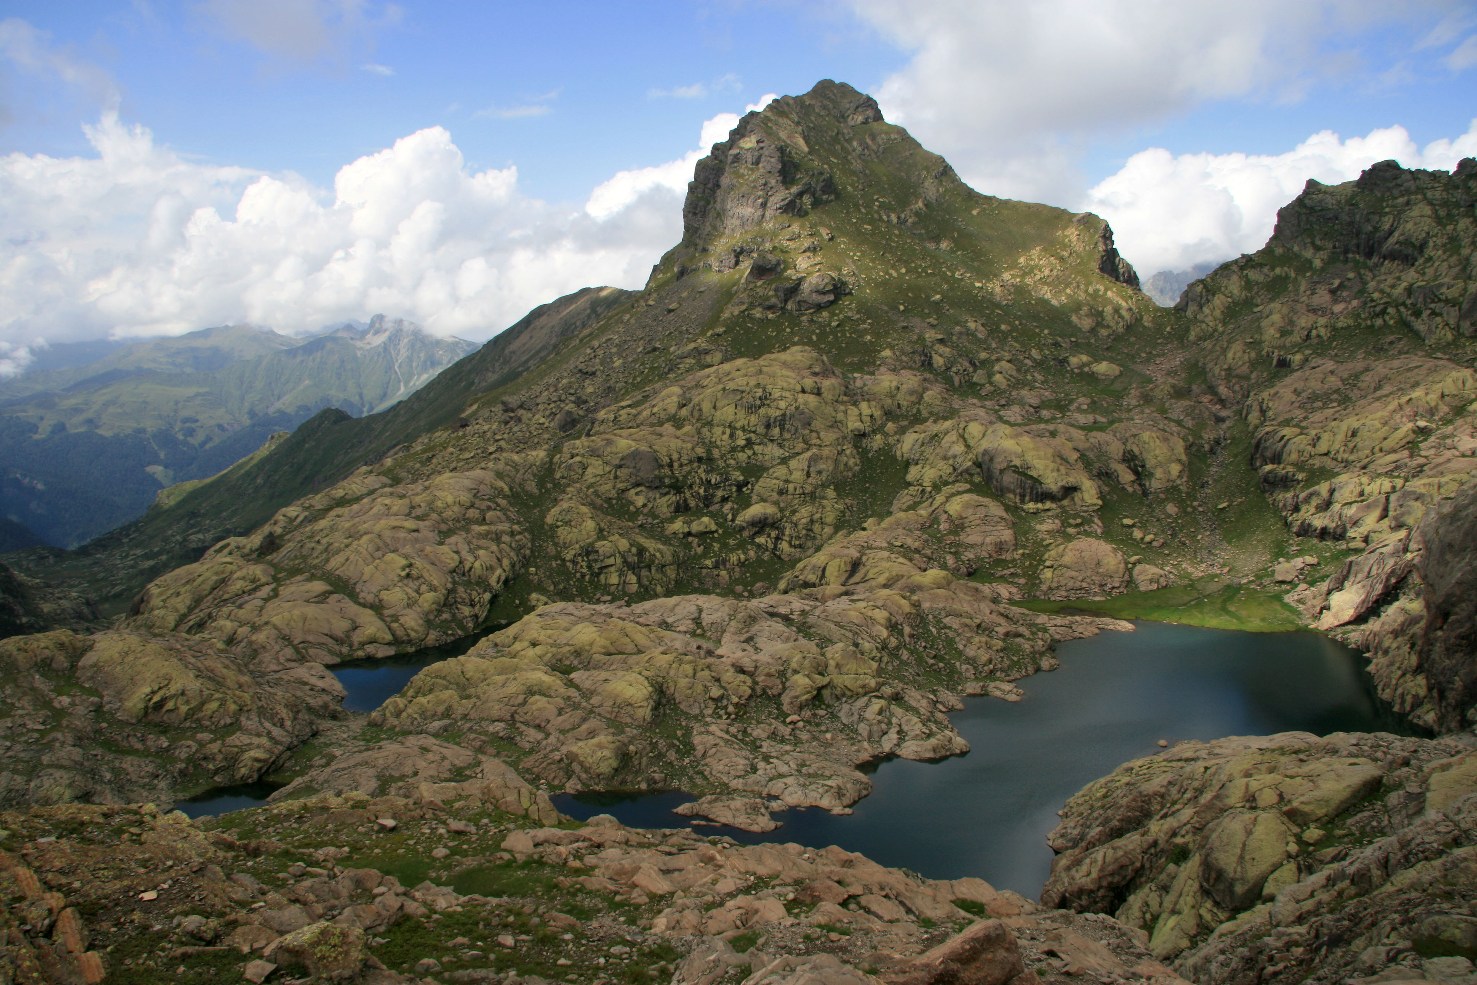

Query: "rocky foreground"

xmin=1 ymin=761 xmax=1191 ymax=985
xmin=3 ymin=728 xmax=1472 ymax=985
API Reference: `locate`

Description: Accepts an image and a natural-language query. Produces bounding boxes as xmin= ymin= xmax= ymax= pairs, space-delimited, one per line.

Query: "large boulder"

xmin=1041 ymin=539 xmax=1129 ymax=599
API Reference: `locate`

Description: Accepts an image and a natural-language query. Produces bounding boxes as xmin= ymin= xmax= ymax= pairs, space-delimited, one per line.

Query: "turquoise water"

xmin=553 ymin=622 xmax=1415 ymax=897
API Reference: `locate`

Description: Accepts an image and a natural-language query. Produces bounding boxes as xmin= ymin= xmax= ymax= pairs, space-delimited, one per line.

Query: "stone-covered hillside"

xmin=2 ymin=75 xmax=1473 ymax=819
xmin=1043 ymin=730 xmax=1477 ymax=985
xmin=9 ymin=80 xmax=1215 ymax=811
xmin=0 ymin=80 xmax=1473 ymax=985
xmin=5 ymin=287 xmax=630 ymax=619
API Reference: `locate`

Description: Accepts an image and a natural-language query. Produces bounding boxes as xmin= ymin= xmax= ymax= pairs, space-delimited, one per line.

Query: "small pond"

xmin=329 ymin=627 xmax=497 ymax=712
xmin=331 ymin=651 xmax=454 ymax=713
xmin=174 ymin=780 xmax=286 ymax=819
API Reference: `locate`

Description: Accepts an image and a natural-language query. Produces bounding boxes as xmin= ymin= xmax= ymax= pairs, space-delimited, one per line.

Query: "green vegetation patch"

xmin=952 ymin=898 xmax=988 ymax=917
xmin=729 ymin=929 xmax=763 ymax=953
xmin=1016 ymin=580 xmax=1303 ymax=632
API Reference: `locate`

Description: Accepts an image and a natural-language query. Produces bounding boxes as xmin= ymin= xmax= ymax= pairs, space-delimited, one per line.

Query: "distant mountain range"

xmin=1141 ymin=260 xmax=1224 ymax=305
xmin=0 ymin=316 xmax=475 ymax=547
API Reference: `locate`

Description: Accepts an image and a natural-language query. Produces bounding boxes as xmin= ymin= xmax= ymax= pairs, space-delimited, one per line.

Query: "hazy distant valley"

xmin=0 ymin=317 xmax=475 ymax=549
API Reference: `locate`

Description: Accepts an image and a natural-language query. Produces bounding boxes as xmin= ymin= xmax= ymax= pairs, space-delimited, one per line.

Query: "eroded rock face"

xmin=1415 ymin=482 xmax=1477 ymax=730
xmin=128 ymin=466 xmax=531 ymax=664
xmin=1041 ymin=539 xmax=1129 ymax=599
xmin=680 ymin=81 xmax=882 ymax=254
xmin=1183 ymin=158 xmax=1477 ymax=728
xmin=269 ymin=734 xmax=562 ymax=825
xmin=1042 ymin=731 xmax=1477 ymax=985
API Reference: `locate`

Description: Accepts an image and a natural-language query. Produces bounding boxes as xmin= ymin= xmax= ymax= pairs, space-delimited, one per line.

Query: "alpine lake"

xmin=176 ymin=620 xmax=1415 ymax=898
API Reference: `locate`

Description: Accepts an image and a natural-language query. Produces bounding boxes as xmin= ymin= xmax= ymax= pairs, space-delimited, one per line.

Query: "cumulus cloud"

xmin=1082 ymin=120 xmax=1477 ymax=276
xmin=0 ymin=340 xmax=33 ymax=378
xmin=0 ymin=99 xmax=767 ymax=352
xmin=843 ymin=0 xmax=1469 ymax=204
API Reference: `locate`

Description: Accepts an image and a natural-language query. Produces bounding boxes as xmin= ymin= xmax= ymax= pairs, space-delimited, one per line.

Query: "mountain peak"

xmin=780 ymin=78 xmax=885 ymax=127
xmin=675 ymin=80 xmax=916 ymax=262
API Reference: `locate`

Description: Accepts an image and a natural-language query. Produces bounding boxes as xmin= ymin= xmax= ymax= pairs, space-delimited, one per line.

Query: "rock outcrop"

xmin=372 ymin=577 xmax=1125 ymax=822
xmin=1041 ymin=539 xmax=1129 ymax=599
xmin=0 ymin=628 xmax=341 ymax=806
xmin=1043 ymin=731 xmax=1477 ymax=985
xmin=1416 ymin=482 xmax=1477 ymax=729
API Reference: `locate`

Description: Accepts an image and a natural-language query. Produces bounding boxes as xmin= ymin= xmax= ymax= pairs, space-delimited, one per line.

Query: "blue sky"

xmin=1 ymin=1 xmax=1475 ymax=368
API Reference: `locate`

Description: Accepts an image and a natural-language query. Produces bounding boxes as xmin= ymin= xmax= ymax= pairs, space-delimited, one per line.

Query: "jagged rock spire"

xmin=679 ymin=80 xmax=884 ymax=251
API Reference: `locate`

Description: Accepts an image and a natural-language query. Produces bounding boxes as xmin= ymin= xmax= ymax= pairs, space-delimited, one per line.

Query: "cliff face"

xmin=1416 ymin=482 xmax=1477 ymax=727
xmin=1181 ymin=158 xmax=1477 ymax=730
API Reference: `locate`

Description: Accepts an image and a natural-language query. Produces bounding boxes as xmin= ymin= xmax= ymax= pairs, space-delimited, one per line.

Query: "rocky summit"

xmin=0 ymin=80 xmax=1474 ymax=985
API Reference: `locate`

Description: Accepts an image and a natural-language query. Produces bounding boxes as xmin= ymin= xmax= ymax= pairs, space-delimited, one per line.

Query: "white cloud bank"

xmin=846 ymin=0 xmax=1356 ymax=203
xmin=846 ymin=0 xmax=1475 ymax=203
xmin=1084 ymin=120 xmax=1477 ymax=276
xmin=845 ymin=0 xmax=1477 ymax=276
xmin=0 ymin=102 xmax=765 ymax=369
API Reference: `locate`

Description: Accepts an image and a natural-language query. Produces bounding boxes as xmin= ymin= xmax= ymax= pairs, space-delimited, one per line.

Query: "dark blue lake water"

xmin=552 ymin=622 xmax=1414 ymax=897
xmin=176 ymin=621 xmax=1410 ymax=897
xmin=332 ymin=651 xmax=451 ymax=713
xmin=174 ymin=780 xmax=286 ymax=819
